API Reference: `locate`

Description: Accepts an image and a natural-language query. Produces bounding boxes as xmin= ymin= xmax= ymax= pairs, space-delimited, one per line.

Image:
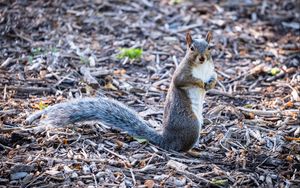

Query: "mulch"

xmin=0 ymin=0 xmax=299 ymax=187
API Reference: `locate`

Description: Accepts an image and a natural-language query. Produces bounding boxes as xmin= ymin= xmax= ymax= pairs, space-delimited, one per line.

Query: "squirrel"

xmin=26 ymin=31 xmax=217 ymax=152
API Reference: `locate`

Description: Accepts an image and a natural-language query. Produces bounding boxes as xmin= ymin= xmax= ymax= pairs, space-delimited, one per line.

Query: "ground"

xmin=0 ymin=0 xmax=300 ymax=187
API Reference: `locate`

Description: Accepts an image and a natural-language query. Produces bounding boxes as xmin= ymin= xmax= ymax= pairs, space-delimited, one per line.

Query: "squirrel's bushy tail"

xmin=26 ymin=97 xmax=163 ymax=146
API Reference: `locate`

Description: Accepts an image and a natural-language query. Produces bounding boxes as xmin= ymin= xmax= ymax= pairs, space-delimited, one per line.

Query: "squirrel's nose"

xmin=199 ymin=55 xmax=205 ymax=63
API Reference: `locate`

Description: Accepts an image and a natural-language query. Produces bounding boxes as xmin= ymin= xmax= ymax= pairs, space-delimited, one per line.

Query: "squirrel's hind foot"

xmin=25 ymin=109 xmax=60 ymax=133
xmin=25 ymin=110 xmax=46 ymax=125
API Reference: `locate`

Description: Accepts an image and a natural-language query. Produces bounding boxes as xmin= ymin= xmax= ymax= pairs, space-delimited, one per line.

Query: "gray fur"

xmin=192 ymin=39 xmax=208 ymax=54
xmin=27 ymin=97 xmax=163 ymax=146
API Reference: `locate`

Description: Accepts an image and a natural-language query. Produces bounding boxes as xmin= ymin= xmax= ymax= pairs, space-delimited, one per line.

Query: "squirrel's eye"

xmin=207 ymin=46 xmax=212 ymax=51
xmin=190 ymin=45 xmax=195 ymax=51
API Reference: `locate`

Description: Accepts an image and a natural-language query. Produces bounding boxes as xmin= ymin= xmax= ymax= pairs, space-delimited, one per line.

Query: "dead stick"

xmin=237 ymin=107 xmax=280 ymax=116
xmin=0 ymin=86 xmax=56 ymax=94
xmin=80 ymin=66 xmax=100 ymax=88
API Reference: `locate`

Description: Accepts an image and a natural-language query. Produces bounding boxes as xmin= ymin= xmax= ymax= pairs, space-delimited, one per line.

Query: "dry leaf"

xmin=286 ymin=155 xmax=294 ymax=162
xmin=115 ymin=140 xmax=124 ymax=149
xmin=294 ymin=127 xmax=300 ymax=137
xmin=104 ymin=82 xmax=117 ymax=90
xmin=264 ymin=56 xmax=272 ymax=62
xmin=124 ymin=161 xmax=132 ymax=168
xmin=73 ymin=164 xmax=81 ymax=170
xmin=239 ymin=49 xmax=247 ymax=56
xmin=285 ymin=101 xmax=294 ymax=108
xmin=113 ymin=69 xmax=126 ymax=75
xmin=91 ymin=41 xmax=101 ymax=50
xmin=139 ymin=159 xmax=146 ymax=168
xmin=63 ymin=139 xmax=68 ymax=145
xmin=144 ymin=180 xmax=155 ymax=188
xmin=39 ymin=70 xmax=47 ymax=79
xmin=45 ymin=170 xmax=60 ymax=176
xmin=291 ymin=89 xmax=300 ymax=101
xmin=285 ymin=136 xmax=300 ymax=141
xmin=166 ymin=160 xmax=187 ymax=171
xmin=249 ymin=112 xmax=255 ymax=119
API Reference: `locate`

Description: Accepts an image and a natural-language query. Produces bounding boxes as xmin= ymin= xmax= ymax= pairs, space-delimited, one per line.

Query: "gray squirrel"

xmin=26 ymin=31 xmax=217 ymax=152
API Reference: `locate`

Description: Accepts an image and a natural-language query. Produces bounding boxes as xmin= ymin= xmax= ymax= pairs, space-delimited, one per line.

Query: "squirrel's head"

xmin=185 ymin=31 xmax=213 ymax=65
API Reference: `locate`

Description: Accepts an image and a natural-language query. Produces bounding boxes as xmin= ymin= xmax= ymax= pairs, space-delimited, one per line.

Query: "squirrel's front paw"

xmin=205 ymin=77 xmax=217 ymax=90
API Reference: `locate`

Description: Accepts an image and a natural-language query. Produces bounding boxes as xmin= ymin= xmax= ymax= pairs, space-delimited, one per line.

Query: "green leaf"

xmin=270 ymin=67 xmax=280 ymax=76
xmin=80 ymin=56 xmax=89 ymax=64
xmin=28 ymin=56 xmax=33 ymax=64
xmin=38 ymin=101 xmax=48 ymax=110
xmin=170 ymin=0 xmax=183 ymax=4
xmin=50 ymin=47 xmax=58 ymax=53
xmin=244 ymin=104 xmax=252 ymax=108
xmin=210 ymin=179 xmax=228 ymax=186
xmin=117 ymin=48 xmax=143 ymax=60
xmin=31 ymin=47 xmax=43 ymax=56
xmin=133 ymin=137 xmax=148 ymax=144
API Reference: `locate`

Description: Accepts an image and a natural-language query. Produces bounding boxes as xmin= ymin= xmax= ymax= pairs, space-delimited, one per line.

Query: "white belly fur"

xmin=187 ymin=61 xmax=215 ymax=126
xmin=192 ymin=60 xmax=215 ymax=83
xmin=187 ymin=87 xmax=205 ymax=125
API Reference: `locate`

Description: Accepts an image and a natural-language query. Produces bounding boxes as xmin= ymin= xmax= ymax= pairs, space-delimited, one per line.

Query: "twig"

xmin=0 ymin=109 xmax=17 ymax=116
xmin=237 ymin=107 xmax=280 ymax=116
xmin=103 ymin=147 xmax=127 ymax=160
xmin=92 ymin=173 xmax=98 ymax=187
xmin=172 ymin=55 xmax=178 ymax=68
xmin=27 ymin=153 xmax=41 ymax=165
xmin=122 ymin=57 xmax=129 ymax=65
xmin=0 ymin=57 xmax=13 ymax=69
xmin=12 ymin=29 xmax=33 ymax=43
xmin=177 ymin=169 xmax=211 ymax=184
xmin=69 ymin=133 xmax=82 ymax=146
xmin=80 ymin=66 xmax=100 ymax=88
xmin=130 ymin=168 xmax=136 ymax=186
xmin=140 ymin=0 xmax=153 ymax=7
xmin=207 ymin=89 xmax=236 ymax=98
xmin=0 ymin=86 xmax=56 ymax=94
xmin=0 ymin=143 xmax=13 ymax=150
xmin=3 ymin=84 xmax=7 ymax=100
xmin=53 ymin=72 xmax=75 ymax=87
xmin=172 ymin=23 xmax=203 ymax=33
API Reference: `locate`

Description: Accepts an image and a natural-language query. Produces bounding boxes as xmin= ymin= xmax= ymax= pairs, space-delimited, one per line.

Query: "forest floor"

xmin=0 ymin=0 xmax=300 ymax=187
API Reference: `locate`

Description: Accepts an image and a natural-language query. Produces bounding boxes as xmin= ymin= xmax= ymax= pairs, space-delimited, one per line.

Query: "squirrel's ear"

xmin=186 ymin=31 xmax=193 ymax=47
xmin=205 ymin=31 xmax=213 ymax=43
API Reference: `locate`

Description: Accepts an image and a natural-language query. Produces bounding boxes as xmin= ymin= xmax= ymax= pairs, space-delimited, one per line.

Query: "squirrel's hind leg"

xmin=25 ymin=109 xmax=55 ymax=134
xmin=25 ymin=110 xmax=46 ymax=125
